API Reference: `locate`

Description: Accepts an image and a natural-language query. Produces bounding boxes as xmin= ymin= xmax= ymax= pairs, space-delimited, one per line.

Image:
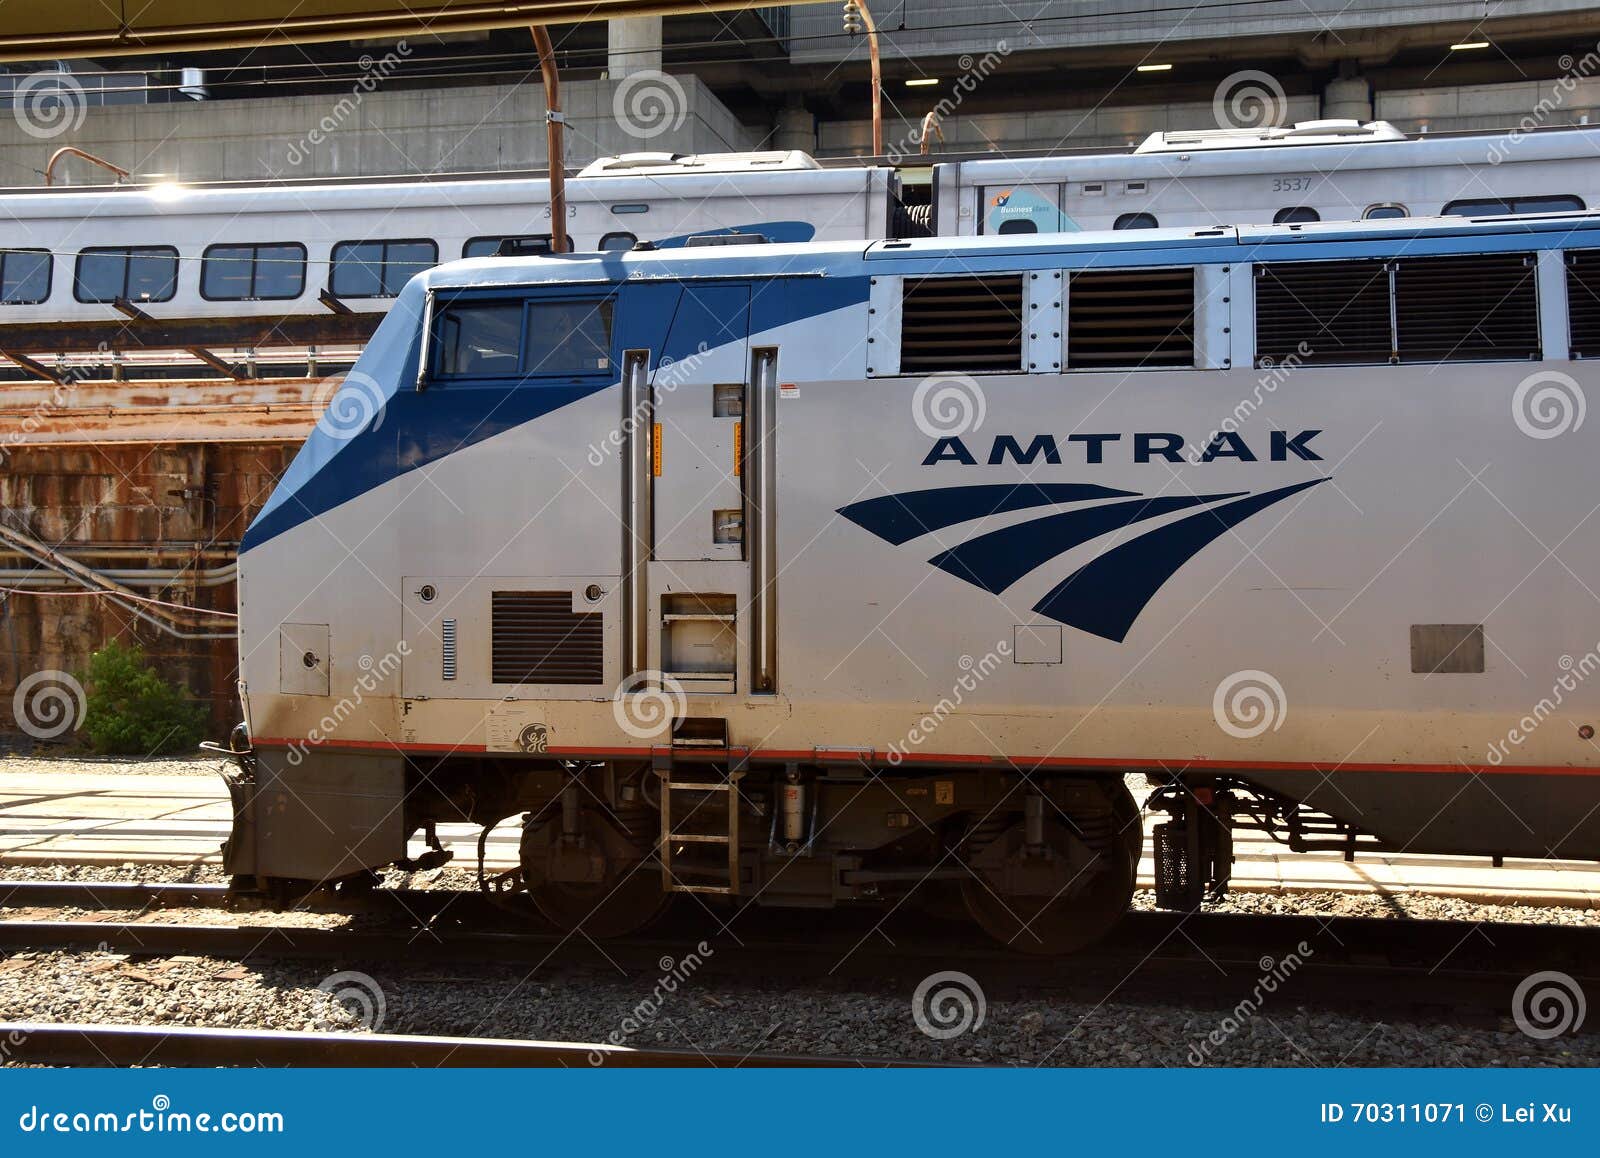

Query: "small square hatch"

xmin=662 ymin=594 xmax=736 ymax=692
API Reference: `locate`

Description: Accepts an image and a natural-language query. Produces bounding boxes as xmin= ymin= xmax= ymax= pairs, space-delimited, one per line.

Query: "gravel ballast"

xmin=0 ymin=946 xmax=1593 ymax=1067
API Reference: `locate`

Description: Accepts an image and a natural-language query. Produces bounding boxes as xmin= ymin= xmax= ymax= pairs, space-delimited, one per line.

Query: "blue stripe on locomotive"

xmin=243 ymin=212 xmax=1600 ymax=552
xmin=242 ymin=271 xmax=869 ymax=551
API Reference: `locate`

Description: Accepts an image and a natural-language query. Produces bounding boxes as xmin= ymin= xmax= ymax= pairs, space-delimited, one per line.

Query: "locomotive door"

xmin=619 ymin=282 xmax=777 ymax=695
xmin=652 ymin=284 xmax=750 ymax=563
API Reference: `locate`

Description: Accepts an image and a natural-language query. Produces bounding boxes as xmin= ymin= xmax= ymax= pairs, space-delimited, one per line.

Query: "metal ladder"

xmin=656 ymin=750 xmax=746 ymax=896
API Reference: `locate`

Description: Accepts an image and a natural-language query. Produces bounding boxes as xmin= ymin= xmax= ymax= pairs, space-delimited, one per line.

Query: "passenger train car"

xmin=1 ymin=122 xmax=1597 ymax=340
xmin=947 ymin=120 xmax=1596 ymax=234
xmin=219 ymin=208 xmax=1600 ymax=951
xmin=0 ymin=151 xmax=894 ymax=328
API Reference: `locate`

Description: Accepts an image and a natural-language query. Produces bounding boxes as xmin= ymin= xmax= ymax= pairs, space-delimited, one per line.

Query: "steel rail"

xmin=0 ymin=1022 xmax=888 ymax=1067
xmin=6 ymin=879 xmax=1599 ymax=971
xmin=4 ymin=904 xmax=1597 ymax=1024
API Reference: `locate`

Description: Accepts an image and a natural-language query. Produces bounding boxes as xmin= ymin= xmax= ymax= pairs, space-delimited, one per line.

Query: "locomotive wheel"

xmin=529 ymin=865 xmax=672 ymax=938
xmin=961 ymin=780 xmax=1141 ymax=955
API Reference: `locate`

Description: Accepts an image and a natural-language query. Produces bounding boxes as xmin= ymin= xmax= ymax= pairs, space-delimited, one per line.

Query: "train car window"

xmin=434 ymin=301 xmax=524 ymax=378
xmin=1273 ymin=207 xmax=1320 ymax=224
xmin=0 ymin=249 xmax=51 ymax=304
xmin=1067 ymin=267 xmax=1194 ymax=369
xmin=1364 ymin=204 xmax=1408 ymax=220
xmin=1394 ymin=252 xmax=1539 ymax=362
xmin=1113 ymin=213 xmax=1159 ymax=230
xmin=1514 ymin=195 xmax=1586 ymax=214
xmin=524 ymin=299 xmax=614 ymax=376
xmin=900 ymin=274 xmax=1024 ymax=373
xmin=599 ymin=231 xmax=637 ymax=252
xmin=996 ymin=219 xmax=1038 ymax=235
xmin=200 ymin=243 xmax=306 ymax=301
xmin=1443 ymin=195 xmax=1585 ymax=216
xmin=1256 ymin=259 xmax=1392 ymax=366
xmin=74 ymin=246 xmax=178 ymax=303
xmin=330 ymin=239 xmax=438 ymax=297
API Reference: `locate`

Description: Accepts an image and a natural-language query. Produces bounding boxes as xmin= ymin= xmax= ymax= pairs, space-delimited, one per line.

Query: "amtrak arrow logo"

xmin=837 ymin=479 xmax=1328 ymax=643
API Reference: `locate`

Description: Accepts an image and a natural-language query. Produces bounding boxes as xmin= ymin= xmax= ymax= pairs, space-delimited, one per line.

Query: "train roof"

xmin=0 ymin=161 xmax=880 ymax=218
xmin=1133 ymin=119 xmax=1408 ymax=152
xmin=416 ymin=209 xmax=1600 ymax=292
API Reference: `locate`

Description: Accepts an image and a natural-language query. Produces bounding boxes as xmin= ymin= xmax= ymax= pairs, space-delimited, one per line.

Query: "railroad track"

xmin=0 ymin=1021 xmax=886 ymax=1067
xmin=4 ymin=879 xmax=1596 ymax=1024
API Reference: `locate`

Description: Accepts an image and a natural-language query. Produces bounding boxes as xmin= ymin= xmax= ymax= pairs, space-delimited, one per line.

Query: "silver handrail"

xmin=620 ymin=349 xmax=652 ymax=681
xmin=747 ymin=347 xmax=779 ymax=693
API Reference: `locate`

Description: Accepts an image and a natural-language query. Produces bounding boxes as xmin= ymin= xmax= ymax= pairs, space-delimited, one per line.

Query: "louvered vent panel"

xmin=900 ymin=274 xmax=1023 ymax=373
xmin=1068 ymin=267 xmax=1194 ymax=369
xmin=1394 ymin=252 xmax=1539 ymax=363
xmin=1567 ymin=249 xmax=1600 ymax=357
xmin=1255 ymin=259 xmax=1392 ymax=366
xmin=491 ymin=591 xmax=603 ymax=685
xmin=441 ymin=618 xmax=457 ymax=681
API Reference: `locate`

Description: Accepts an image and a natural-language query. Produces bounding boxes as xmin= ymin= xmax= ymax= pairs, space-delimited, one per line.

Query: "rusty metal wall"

xmin=0 ymin=441 xmax=294 ymax=743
